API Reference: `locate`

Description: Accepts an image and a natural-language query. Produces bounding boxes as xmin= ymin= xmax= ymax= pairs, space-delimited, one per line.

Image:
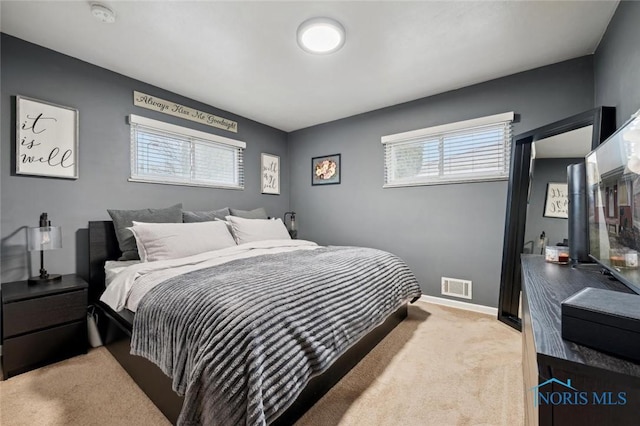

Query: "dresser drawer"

xmin=2 ymin=289 xmax=87 ymax=338
xmin=2 ymin=320 xmax=87 ymax=378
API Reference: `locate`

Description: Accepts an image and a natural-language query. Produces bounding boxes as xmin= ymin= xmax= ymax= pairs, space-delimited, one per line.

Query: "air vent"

xmin=441 ymin=277 xmax=472 ymax=299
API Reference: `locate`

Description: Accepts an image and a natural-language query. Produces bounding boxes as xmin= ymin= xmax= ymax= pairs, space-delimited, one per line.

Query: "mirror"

xmin=523 ymin=126 xmax=593 ymax=255
xmin=498 ymin=107 xmax=616 ymax=330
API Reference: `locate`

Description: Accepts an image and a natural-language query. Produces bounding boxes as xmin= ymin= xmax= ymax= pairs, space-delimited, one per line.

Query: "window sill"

xmin=128 ymin=177 xmax=243 ymax=191
xmin=383 ymin=176 xmax=508 ymax=188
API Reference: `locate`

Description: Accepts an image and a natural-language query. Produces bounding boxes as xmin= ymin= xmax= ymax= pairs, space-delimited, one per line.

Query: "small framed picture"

xmin=261 ymin=153 xmax=280 ymax=194
xmin=543 ymin=182 xmax=568 ymax=219
xmin=312 ymin=154 xmax=341 ymax=186
xmin=16 ymin=95 xmax=79 ymax=179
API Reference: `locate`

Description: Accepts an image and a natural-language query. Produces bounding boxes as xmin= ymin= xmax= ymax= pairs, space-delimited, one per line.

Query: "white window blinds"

xmin=129 ymin=115 xmax=245 ymax=189
xmin=382 ymin=112 xmax=514 ymax=187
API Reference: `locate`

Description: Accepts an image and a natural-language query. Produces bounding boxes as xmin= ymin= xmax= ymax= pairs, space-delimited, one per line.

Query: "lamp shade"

xmin=28 ymin=226 xmax=62 ymax=251
xmin=284 ymin=211 xmax=297 ymax=239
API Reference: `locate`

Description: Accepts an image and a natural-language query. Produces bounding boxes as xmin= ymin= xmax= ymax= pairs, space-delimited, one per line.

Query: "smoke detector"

xmin=91 ymin=3 xmax=116 ymax=24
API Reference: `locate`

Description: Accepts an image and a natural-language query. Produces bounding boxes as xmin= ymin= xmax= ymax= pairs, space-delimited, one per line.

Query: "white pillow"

xmin=129 ymin=221 xmax=237 ymax=262
xmin=225 ymin=216 xmax=291 ymax=245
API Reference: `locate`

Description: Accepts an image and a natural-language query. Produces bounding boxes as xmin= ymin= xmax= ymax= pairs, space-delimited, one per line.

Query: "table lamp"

xmin=284 ymin=211 xmax=297 ymax=239
xmin=28 ymin=212 xmax=62 ymax=284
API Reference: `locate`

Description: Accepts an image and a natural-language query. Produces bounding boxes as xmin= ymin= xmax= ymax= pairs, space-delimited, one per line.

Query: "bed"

xmin=88 ymin=220 xmax=421 ymax=425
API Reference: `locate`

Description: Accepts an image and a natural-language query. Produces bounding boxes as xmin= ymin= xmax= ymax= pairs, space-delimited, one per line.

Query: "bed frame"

xmin=88 ymin=220 xmax=408 ymax=425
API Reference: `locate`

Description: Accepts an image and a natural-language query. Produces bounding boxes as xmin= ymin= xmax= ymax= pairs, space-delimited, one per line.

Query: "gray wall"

xmin=523 ymin=158 xmax=583 ymax=255
xmin=6 ymin=0 xmax=638 ymax=308
xmin=595 ymin=1 xmax=640 ymax=127
xmin=1 ymin=34 xmax=289 ymax=282
xmin=289 ymin=57 xmax=594 ymax=308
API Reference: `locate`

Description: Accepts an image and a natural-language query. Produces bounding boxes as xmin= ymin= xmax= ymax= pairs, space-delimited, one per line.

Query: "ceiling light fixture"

xmin=91 ymin=3 xmax=116 ymax=24
xmin=297 ymin=17 xmax=345 ymax=55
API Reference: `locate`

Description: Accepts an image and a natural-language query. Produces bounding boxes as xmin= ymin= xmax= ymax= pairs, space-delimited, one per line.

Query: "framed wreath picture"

xmin=261 ymin=153 xmax=280 ymax=195
xmin=312 ymin=154 xmax=341 ymax=186
xmin=16 ymin=95 xmax=79 ymax=179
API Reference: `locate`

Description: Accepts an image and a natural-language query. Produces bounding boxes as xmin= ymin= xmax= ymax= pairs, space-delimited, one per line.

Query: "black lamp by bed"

xmin=27 ymin=212 xmax=62 ymax=285
xmin=284 ymin=211 xmax=297 ymax=239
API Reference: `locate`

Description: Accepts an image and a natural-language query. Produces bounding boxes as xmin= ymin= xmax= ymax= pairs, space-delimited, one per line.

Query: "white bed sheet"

xmin=100 ymin=239 xmax=319 ymax=312
xmin=105 ymin=260 xmax=141 ymax=287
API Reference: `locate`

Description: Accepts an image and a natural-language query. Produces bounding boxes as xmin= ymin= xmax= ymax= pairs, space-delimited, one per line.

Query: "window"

xmin=129 ymin=115 xmax=245 ymax=189
xmin=382 ymin=112 xmax=514 ymax=187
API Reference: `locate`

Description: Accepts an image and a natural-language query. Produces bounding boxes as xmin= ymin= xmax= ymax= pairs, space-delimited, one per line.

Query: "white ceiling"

xmin=533 ymin=125 xmax=594 ymax=159
xmin=0 ymin=1 xmax=619 ymax=132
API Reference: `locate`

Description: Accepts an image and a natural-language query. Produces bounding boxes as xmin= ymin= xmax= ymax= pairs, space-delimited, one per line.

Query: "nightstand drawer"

xmin=2 ymin=289 xmax=87 ymax=338
xmin=2 ymin=320 xmax=87 ymax=378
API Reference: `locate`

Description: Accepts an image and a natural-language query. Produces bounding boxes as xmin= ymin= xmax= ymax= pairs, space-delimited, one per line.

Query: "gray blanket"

xmin=131 ymin=246 xmax=422 ymax=425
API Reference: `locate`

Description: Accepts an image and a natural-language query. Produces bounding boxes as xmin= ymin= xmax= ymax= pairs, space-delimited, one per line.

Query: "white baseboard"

xmin=419 ymin=295 xmax=498 ymax=316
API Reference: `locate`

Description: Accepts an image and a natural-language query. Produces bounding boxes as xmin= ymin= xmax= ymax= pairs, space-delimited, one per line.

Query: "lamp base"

xmin=28 ymin=274 xmax=62 ymax=285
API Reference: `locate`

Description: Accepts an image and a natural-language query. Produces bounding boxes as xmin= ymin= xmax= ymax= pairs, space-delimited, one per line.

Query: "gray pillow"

xmin=229 ymin=207 xmax=268 ymax=219
xmin=182 ymin=207 xmax=230 ymax=223
xmin=107 ymin=203 xmax=183 ymax=260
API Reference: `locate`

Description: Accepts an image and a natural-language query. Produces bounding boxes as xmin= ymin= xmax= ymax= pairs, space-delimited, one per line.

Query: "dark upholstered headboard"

xmin=88 ymin=221 xmax=121 ymax=303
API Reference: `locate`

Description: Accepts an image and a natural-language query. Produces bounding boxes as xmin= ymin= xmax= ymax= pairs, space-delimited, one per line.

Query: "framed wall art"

xmin=16 ymin=96 xmax=79 ymax=179
xmin=543 ymin=182 xmax=568 ymax=219
xmin=312 ymin=154 xmax=341 ymax=186
xmin=261 ymin=153 xmax=280 ymax=194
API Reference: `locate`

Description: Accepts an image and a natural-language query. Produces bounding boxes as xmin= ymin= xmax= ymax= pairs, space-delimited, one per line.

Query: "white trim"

xmin=418 ymin=295 xmax=498 ymax=316
xmin=383 ymin=175 xmax=507 ymax=188
xmin=381 ymin=111 xmax=514 ymax=144
xmin=129 ymin=114 xmax=246 ymax=148
xmin=127 ymin=177 xmax=243 ymax=190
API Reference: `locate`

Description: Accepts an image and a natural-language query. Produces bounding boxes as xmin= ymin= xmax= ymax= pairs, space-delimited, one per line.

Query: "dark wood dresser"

xmin=522 ymin=255 xmax=640 ymax=425
xmin=1 ymin=274 xmax=88 ymax=379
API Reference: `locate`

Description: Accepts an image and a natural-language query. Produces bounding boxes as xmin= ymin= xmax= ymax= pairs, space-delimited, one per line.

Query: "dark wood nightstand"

xmin=1 ymin=274 xmax=88 ymax=379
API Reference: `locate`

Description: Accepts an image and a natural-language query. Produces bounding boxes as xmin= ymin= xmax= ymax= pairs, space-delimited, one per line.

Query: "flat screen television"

xmin=586 ymin=111 xmax=640 ymax=294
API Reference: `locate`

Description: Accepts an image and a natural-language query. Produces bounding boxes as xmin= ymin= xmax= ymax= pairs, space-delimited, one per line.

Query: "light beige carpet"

xmin=0 ymin=302 xmax=523 ymax=425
